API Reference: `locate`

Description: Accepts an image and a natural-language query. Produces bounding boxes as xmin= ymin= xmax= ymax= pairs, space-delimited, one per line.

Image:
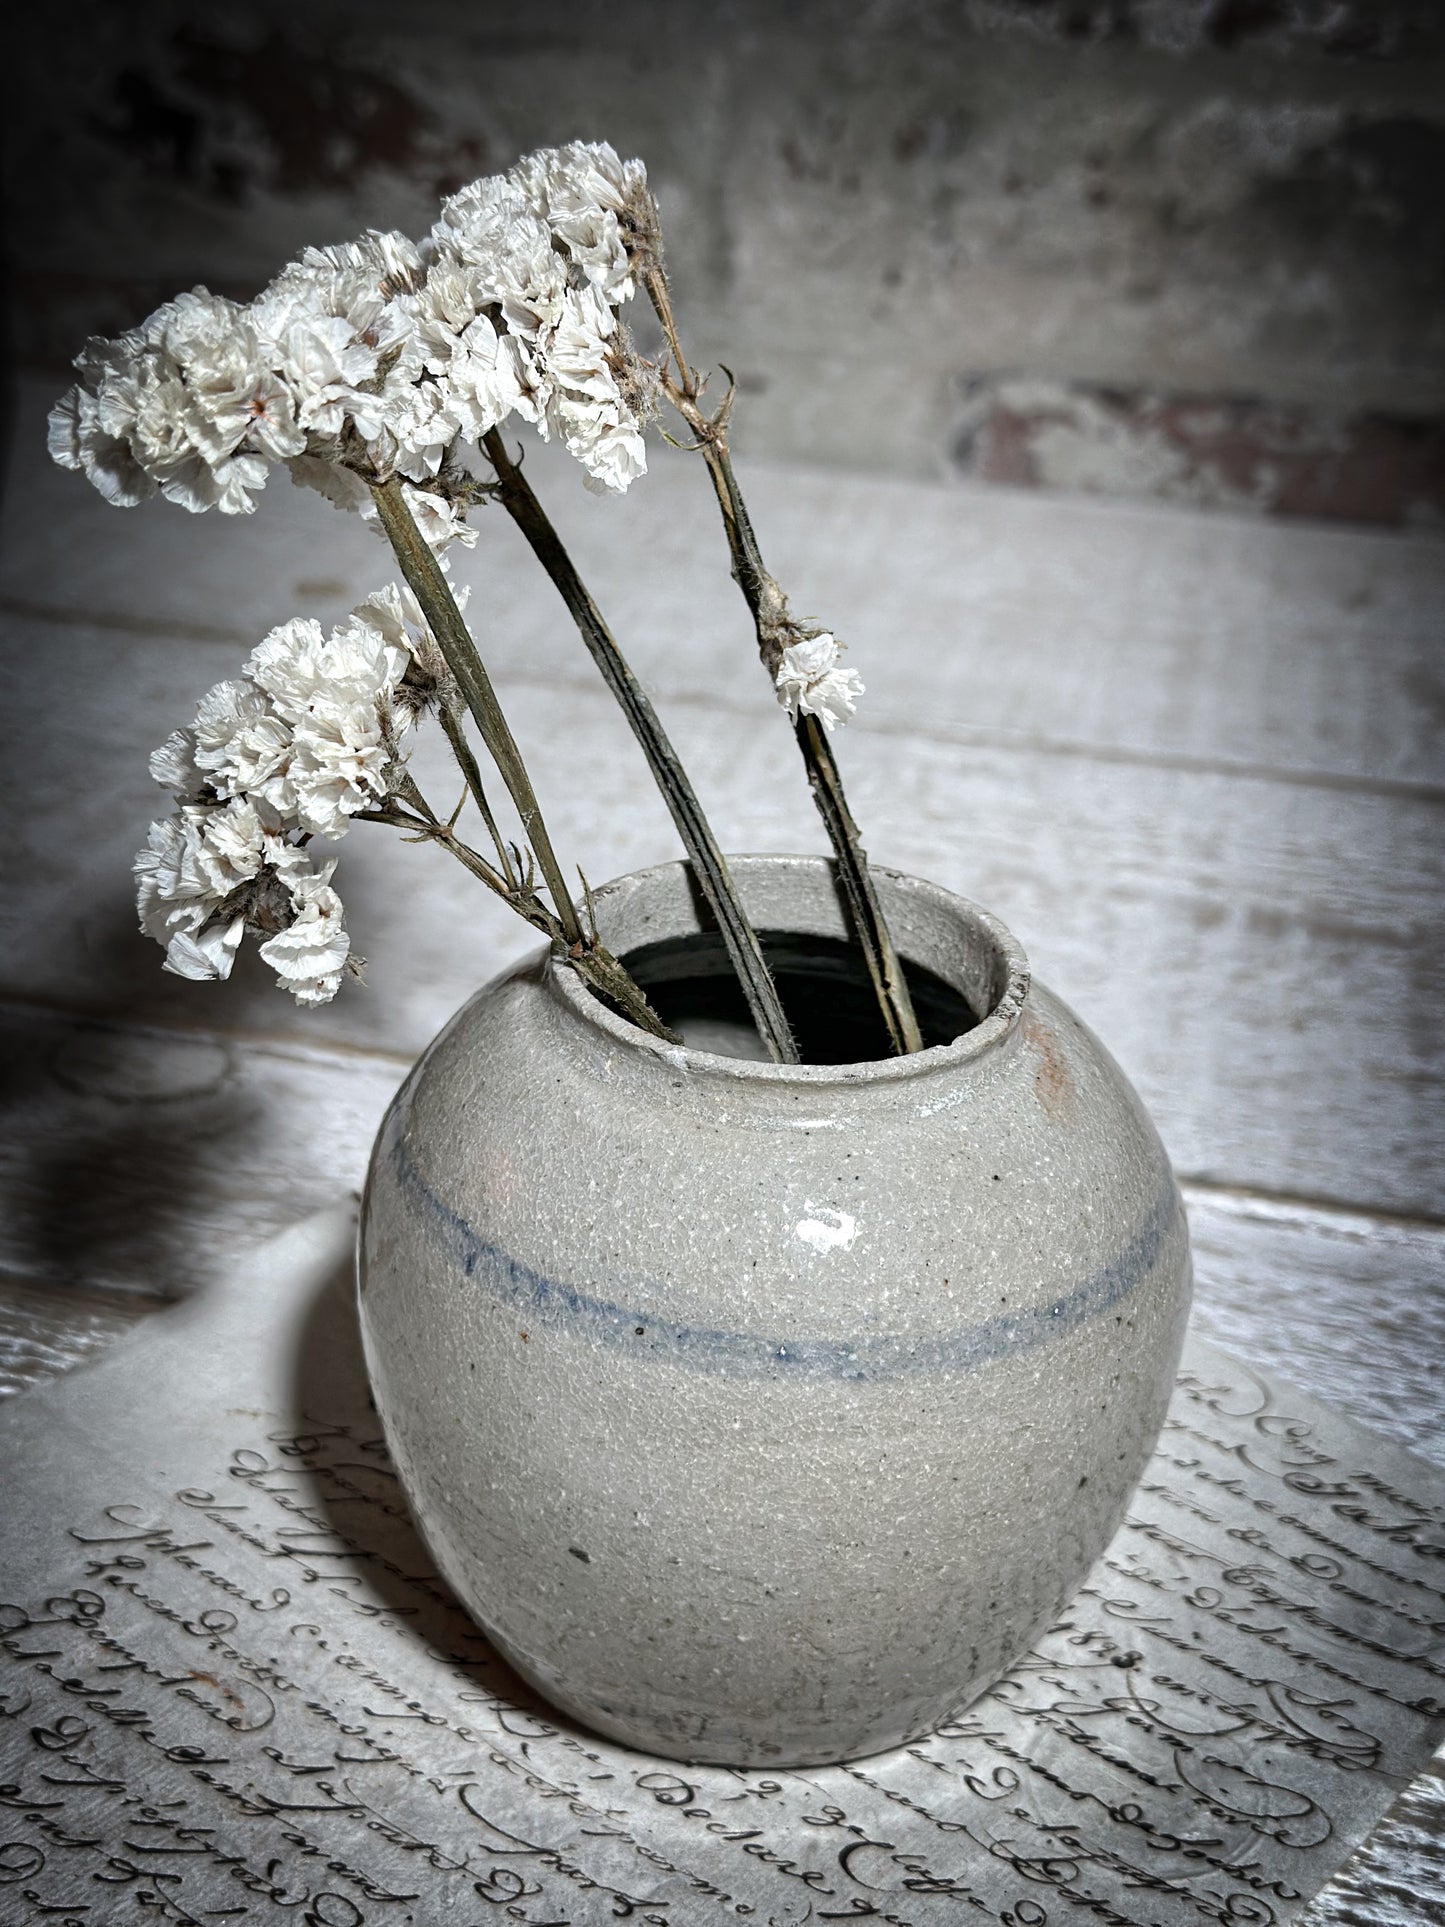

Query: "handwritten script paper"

xmin=2 ymin=1207 xmax=1442 ymax=1926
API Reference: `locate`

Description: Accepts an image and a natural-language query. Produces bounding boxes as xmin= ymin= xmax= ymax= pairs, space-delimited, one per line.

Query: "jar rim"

xmin=547 ymin=855 xmax=1031 ymax=1086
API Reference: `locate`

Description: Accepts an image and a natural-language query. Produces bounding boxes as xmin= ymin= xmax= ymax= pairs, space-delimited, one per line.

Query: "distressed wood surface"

xmin=1183 ymin=1190 xmax=1445 ymax=1468
xmin=1297 ymin=1750 xmax=1445 ymax=1927
xmin=6 ymin=613 xmax=1442 ymax=1213
xmin=0 ymin=1273 xmax=156 ymax=1400
xmin=13 ymin=3 xmax=1445 ymax=521
xmin=1 ymin=372 xmax=1440 ymax=1916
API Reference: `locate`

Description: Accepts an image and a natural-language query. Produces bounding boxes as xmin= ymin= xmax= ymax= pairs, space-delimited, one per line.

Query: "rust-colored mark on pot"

xmin=1024 ymin=1013 xmax=1077 ymax=1126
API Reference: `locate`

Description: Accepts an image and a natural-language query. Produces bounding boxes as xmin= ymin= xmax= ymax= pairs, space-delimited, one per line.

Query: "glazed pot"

xmin=358 ymin=856 xmax=1190 ymax=1766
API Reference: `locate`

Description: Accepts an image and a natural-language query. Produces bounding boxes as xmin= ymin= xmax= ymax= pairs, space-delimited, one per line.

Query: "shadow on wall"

xmin=6 ymin=0 xmax=1445 ymax=524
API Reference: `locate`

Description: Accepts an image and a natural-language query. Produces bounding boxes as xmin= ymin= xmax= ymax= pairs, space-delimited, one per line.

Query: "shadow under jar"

xmin=358 ymin=855 xmax=1191 ymax=1766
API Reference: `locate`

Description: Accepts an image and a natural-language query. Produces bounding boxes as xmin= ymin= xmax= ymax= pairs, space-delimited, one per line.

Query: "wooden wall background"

xmin=7 ymin=0 xmax=1445 ymax=521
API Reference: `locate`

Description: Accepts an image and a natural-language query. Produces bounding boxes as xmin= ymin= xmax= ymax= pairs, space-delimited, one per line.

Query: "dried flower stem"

xmin=480 ymin=428 xmax=798 ymax=1065
xmin=370 ymin=476 xmax=580 ymax=940
xmin=368 ymin=476 xmax=676 ymax=1042
xmin=642 ymin=268 xmax=924 ymax=1056
xmin=375 ymin=796 xmax=678 ymax=1039
xmin=435 ymin=696 xmax=518 ymax=888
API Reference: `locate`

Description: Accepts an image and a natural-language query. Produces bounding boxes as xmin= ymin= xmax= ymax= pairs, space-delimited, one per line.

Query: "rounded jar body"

xmin=359 ymin=857 xmax=1190 ymax=1766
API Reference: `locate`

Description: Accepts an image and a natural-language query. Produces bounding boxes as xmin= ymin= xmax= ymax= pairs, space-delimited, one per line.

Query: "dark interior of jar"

xmin=615 ymin=930 xmax=980 ymax=1064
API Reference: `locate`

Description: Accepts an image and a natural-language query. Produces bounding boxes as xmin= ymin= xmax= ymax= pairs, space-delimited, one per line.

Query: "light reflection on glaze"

xmin=795 ymin=1206 xmax=859 ymax=1254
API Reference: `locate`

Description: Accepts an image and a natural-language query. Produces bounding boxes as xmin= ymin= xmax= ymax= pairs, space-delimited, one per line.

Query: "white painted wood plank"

xmin=0 ymin=1274 xmax=153 ymax=1399
xmin=4 ymin=617 xmax=1440 ymax=1212
xmin=5 ymin=378 xmax=1442 ymax=787
xmin=1183 ymin=1187 xmax=1445 ymax=1469
xmin=1299 ymin=1753 xmax=1445 ymax=1927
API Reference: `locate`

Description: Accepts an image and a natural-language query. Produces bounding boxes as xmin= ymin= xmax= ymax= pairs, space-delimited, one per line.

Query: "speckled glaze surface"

xmin=358 ymin=857 xmax=1191 ymax=1767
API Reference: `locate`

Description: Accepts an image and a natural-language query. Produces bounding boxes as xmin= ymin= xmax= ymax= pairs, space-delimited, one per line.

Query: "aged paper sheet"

xmin=2 ymin=1206 xmax=1442 ymax=1926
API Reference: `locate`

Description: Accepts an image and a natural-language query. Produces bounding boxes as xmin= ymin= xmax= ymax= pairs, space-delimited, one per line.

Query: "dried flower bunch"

xmin=51 ymin=141 xmax=917 ymax=1061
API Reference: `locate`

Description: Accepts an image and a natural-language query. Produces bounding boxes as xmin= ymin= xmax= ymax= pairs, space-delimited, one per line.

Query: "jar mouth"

xmin=548 ymin=856 xmax=1030 ymax=1085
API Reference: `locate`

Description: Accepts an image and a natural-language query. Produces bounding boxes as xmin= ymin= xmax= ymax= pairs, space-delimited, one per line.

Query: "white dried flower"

xmin=245 ymin=613 xmax=411 ymax=837
xmin=137 ymin=376 xmax=271 ymax=517
xmin=398 ymin=262 xmax=541 ymax=446
xmin=148 ymin=729 xmax=207 ymax=800
xmin=427 ymin=180 xmax=568 ymax=341
xmin=179 ymin=320 xmax=305 ymax=467
xmin=554 ymin=396 xmax=649 ymax=495
xmin=48 ymin=384 xmax=155 ymax=507
xmin=289 ymin=725 xmax=387 ymax=839
xmin=258 ymin=860 xmax=350 ymax=1006
xmin=134 ymin=814 xmax=211 ymax=951
xmin=379 ymin=372 xmax=460 ymax=480
xmin=547 ymin=285 xmax=621 ymax=405
xmin=418 ymin=158 xmax=656 ymax=490
xmin=133 ymin=793 xmax=352 ymax=1004
xmin=388 ymin=159 xmax=654 ymax=492
xmin=774 ymin=633 xmax=864 ymax=731
xmin=49 ymin=289 xmax=277 ymax=516
xmin=425 ymin=173 xmax=527 ymax=263
xmin=511 ymin=141 xmax=648 ymax=304
xmin=348 ymin=582 xmax=417 ymax=653
xmin=246 ymin=618 xmax=340 ymax=719
xmin=254 ymin=230 xmax=422 ymax=392
xmin=151 ymin=287 xmax=250 ymax=364
xmin=490 ymin=227 xmax=572 ymax=345
xmin=347 ymin=579 xmax=460 ymax=722
xmin=192 ymin=678 xmax=295 ymax=814
xmin=195 ymin=796 xmax=273 ymax=895
xmin=250 ymin=234 xmax=431 ymax=488
xmin=162 ymin=918 xmax=247 ymax=983
xmin=350 ymin=577 xmax=466 ymax=652
xmin=48 ymin=229 xmax=437 ymax=517
xmin=394 ymin=483 xmax=479 ymax=553
xmin=133 ymin=798 xmax=268 ymax=979
xmin=254 ymin=264 xmax=381 ymax=448
xmin=274 ymin=310 xmax=382 ymax=440
xmin=538 ymin=287 xmax=649 ymax=492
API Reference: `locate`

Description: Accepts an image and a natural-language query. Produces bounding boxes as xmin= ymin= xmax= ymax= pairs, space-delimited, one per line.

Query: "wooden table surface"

xmin=1 ymin=376 xmax=1441 ymax=1917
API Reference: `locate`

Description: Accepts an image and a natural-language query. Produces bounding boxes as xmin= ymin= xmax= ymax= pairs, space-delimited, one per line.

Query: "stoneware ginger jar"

xmin=358 ymin=855 xmax=1191 ymax=1766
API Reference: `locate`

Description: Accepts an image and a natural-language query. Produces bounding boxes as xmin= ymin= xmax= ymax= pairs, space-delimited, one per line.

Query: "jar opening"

xmin=549 ymin=857 xmax=1029 ymax=1084
xmin=612 ymin=929 xmax=979 ymax=1065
